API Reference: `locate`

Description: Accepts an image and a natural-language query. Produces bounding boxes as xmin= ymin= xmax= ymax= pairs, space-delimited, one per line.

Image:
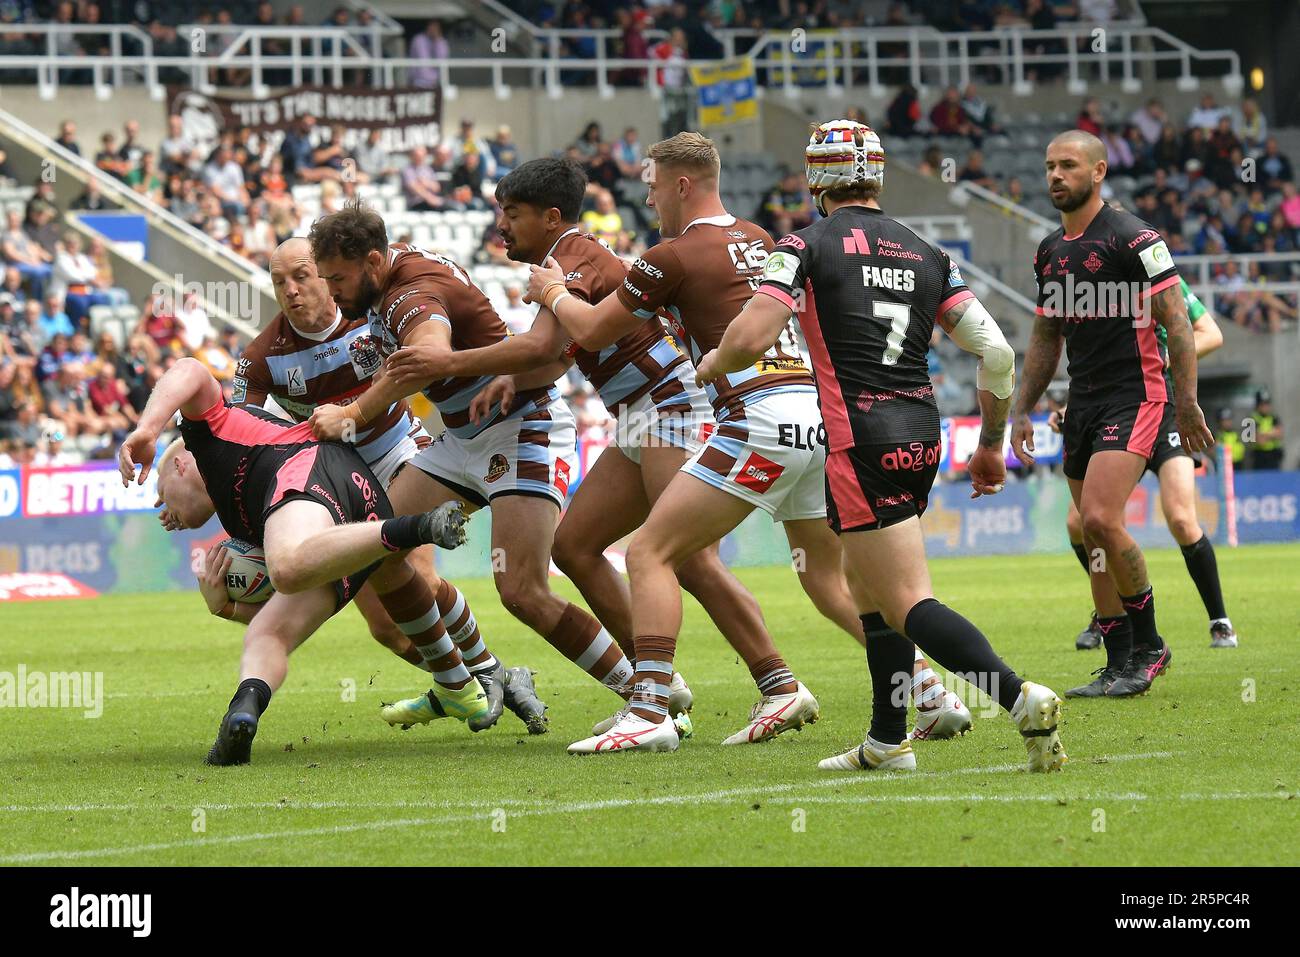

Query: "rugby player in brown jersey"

xmin=526 ymin=133 xmax=967 ymax=753
xmin=307 ymin=205 xmax=637 ymax=726
xmin=1013 ymin=131 xmax=1214 ymax=699
xmin=176 ymin=239 xmax=542 ymax=734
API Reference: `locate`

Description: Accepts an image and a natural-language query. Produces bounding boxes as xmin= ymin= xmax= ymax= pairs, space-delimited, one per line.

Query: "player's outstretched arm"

xmin=696 ymin=292 xmax=793 ymax=385
xmin=528 ymin=257 xmax=641 ymax=350
xmin=397 ymin=307 xmax=568 ymax=382
xmin=118 ymin=357 xmax=222 ymax=486
xmin=1192 ymin=311 xmax=1223 ymax=358
xmin=1152 ymin=283 xmax=1214 ymax=453
xmin=1008 ymin=313 xmax=1064 ymax=466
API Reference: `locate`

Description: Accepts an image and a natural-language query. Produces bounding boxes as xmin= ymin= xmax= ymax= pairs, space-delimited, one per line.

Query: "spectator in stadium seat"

xmin=69 ymin=177 xmax=112 ymax=212
xmin=242 ymin=201 xmax=276 ymax=267
xmin=615 ymin=7 xmax=648 ymax=86
xmin=0 ymin=148 xmax=16 ymax=188
xmin=95 ymin=329 xmax=148 ymax=413
xmin=491 ymin=125 xmax=520 ymax=177
xmin=960 ymin=84 xmax=1001 ymax=136
xmin=314 ymin=124 xmax=365 ymax=182
xmin=580 ymin=189 xmax=626 ymax=248
xmin=1279 ymin=182 xmax=1300 ymax=230
xmin=355 ymin=128 xmax=398 ymax=183
xmin=54 ymin=120 xmax=80 ymax=158
xmin=1075 ymin=97 xmax=1104 ymax=137
xmin=86 ymin=361 xmax=135 ymax=436
xmin=158 ymin=114 xmax=197 ymax=176
xmin=175 ymin=289 xmax=213 ymax=353
xmin=585 ymin=140 xmax=623 ymax=199
xmin=126 ymin=152 xmax=164 ymax=204
xmin=118 ymin=119 xmax=146 ymax=170
xmin=33 ymin=429 xmax=78 ymax=467
xmin=652 ymin=29 xmax=691 ymax=135
xmin=39 ymin=293 xmax=75 ymax=340
xmin=450 ymin=150 xmax=487 ymax=205
xmin=757 ymin=168 xmax=815 ymax=237
xmin=1187 ymin=94 xmax=1227 ymax=132
xmin=135 ymin=291 xmax=181 ymax=353
xmin=1 ymin=266 xmax=26 ymax=307
xmin=279 ymin=116 xmax=337 ymax=185
xmin=1259 ymin=138 xmax=1294 ymax=192
xmin=573 ymin=122 xmax=603 ymax=161
xmin=51 ymin=231 xmax=112 ymax=327
xmin=930 ymin=86 xmax=978 ymax=142
xmin=6 ymin=300 xmax=44 ymax=359
xmin=451 ymin=118 xmax=497 ymax=179
xmin=204 ymin=145 xmax=250 ymax=220
xmin=95 ymin=132 xmax=131 ymax=181
xmin=430 ymin=143 xmax=455 ymax=177
xmin=885 ymin=85 xmax=921 ymax=139
xmin=42 ymin=362 xmax=104 ymax=439
xmin=957 ymin=150 xmax=997 ymax=190
xmin=916 ymin=145 xmax=945 ymax=179
xmin=1237 ymin=97 xmax=1267 ymax=154
xmin=194 ymin=333 xmax=237 ymax=384
xmin=408 ymin=19 xmax=449 ymax=89
xmin=1101 ymin=126 xmax=1134 ymax=174
xmin=400 ymin=145 xmax=444 ymax=212
xmin=1129 ymin=99 xmax=1167 ymax=146
xmin=499 ymin=283 xmax=534 ymax=335
xmin=1004 ymin=176 xmax=1026 ymax=206
xmin=1078 ymin=0 xmax=1118 ymax=23
xmin=3 ymin=208 xmax=52 ymax=301
xmin=1206 ymin=116 xmax=1242 ymax=185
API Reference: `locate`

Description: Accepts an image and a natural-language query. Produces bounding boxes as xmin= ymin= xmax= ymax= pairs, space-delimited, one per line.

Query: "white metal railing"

xmin=0 ymin=23 xmax=1242 ymax=99
xmin=898 ymin=215 xmax=973 ymax=242
xmin=1175 ymin=252 xmax=1300 ymax=286
xmin=949 ymin=180 xmax=1058 ymax=236
xmin=176 ymin=25 xmax=397 ymax=95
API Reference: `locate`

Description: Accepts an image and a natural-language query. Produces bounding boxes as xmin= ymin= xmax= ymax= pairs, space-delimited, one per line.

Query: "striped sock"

xmin=435 ymin=579 xmax=495 ymax=674
xmin=628 ymin=635 xmax=675 ymax=722
xmin=749 ymin=654 xmax=797 ymax=697
xmin=545 ymin=602 xmax=634 ymax=695
xmin=378 ymin=574 xmax=471 ymax=690
xmin=911 ymin=646 xmax=947 ymax=711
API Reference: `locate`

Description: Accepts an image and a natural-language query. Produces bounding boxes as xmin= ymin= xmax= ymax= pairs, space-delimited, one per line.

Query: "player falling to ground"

xmin=527 ymin=132 xmax=968 ymax=753
xmin=175 ymin=240 xmax=545 ymax=731
xmin=1011 ymin=130 xmax=1215 ymax=699
xmin=118 ymin=357 xmax=482 ymax=765
xmin=1063 ymin=273 xmax=1237 ymax=656
xmin=382 ymin=157 xmax=966 ymax=742
xmin=697 ymin=119 xmax=1064 ymax=773
xmin=307 ymin=205 xmax=637 ymax=725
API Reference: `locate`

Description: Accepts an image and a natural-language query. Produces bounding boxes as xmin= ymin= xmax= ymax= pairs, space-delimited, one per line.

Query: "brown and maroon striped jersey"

xmin=614 ymin=214 xmax=813 ymax=421
xmin=367 ymin=243 xmax=558 ymax=439
xmin=548 ymin=228 xmax=686 ymax=412
xmin=232 ymin=309 xmax=417 ymax=468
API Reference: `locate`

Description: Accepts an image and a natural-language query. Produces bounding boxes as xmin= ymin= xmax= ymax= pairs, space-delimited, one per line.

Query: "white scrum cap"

xmin=804 ymin=120 xmax=886 ymax=214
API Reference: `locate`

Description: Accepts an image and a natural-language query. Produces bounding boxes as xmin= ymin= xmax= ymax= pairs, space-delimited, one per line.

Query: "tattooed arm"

xmin=1008 ymin=313 xmax=1064 ymax=466
xmin=1152 ymin=283 xmax=1215 ymax=453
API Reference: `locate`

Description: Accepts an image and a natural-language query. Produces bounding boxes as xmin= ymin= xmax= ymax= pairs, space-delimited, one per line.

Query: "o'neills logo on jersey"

xmin=485 ymin=453 xmax=510 ymax=484
xmin=880 ymin=442 xmax=939 ymax=471
xmin=349 ymin=334 xmax=383 ymax=378
xmin=312 ymin=345 xmax=339 ymax=362
xmin=632 ymin=258 xmax=663 ymax=280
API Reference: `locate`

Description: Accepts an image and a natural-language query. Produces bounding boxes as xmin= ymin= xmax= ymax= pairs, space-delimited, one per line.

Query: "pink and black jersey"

xmin=1033 ymin=204 xmax=1180 ymax=408
xmin=756 ymin=205 xmax=971 ymax=452
xmin=179 ymin=399 xmax=386 ymax=548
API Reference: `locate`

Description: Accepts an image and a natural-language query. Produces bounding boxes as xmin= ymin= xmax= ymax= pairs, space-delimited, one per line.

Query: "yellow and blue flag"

xmin=690 ymin=57 xmax=758 ymax=127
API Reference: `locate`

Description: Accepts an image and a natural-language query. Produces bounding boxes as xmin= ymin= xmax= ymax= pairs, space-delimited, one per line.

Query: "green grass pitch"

xmin=2 ymin=544 xmax=1297 ymax=866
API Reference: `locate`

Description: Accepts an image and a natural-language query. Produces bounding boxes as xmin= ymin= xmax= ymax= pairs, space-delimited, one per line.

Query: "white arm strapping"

xmin=947 ymin=300 xmax=1015 ymax=399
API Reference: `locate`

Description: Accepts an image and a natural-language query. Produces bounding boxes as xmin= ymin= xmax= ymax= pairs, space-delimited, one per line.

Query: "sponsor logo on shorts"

xmin=879 ymin=442 xmax=940 ymax=471
xmin=735 ymin=452 xmax=784 ymax=493
xmin=554 ymin=458 xmax=571 ymax=496
xmin=875 ymin=492 xmax=914 ymax=508
xmin=1168 ymin=431 xmax=1181 ymax=448
xmin=1102 ymin=423 xmax=1121 ymax=442
xmin=310 ymin=482 xmax=347 ymax=522
xmin=777 ymin=422 xmax=825 ymax=449
xmin=485 ymin=453 xmax=510 ymax=484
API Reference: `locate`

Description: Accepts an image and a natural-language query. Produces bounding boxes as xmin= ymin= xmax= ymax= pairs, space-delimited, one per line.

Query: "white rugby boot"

xmin=721 ymin=681 xmax=820 ymax=745
xmin=568 ymin=710 xmax=691 ymax=755
xmin=818 ymin=735 xmax=916 ymax=772
xmin=1011 ymin=681 xmax=1067 ymax=772
xmin=910 ymin=689 xmax=973 ymax=740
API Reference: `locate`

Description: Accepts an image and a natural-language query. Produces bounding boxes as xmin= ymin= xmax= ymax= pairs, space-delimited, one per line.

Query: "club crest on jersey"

xmin=285 ymin=366 xmax=307 ymax=396
xmin=485 ymin=453 xmax=510 ymax=484
xmin=349 ymin=334 xmax=383 ymax=379
xmin=1083 ymin=251 xmax=1104 ymax=273
xmin=948 ymin=261 xmax=964 ymax=286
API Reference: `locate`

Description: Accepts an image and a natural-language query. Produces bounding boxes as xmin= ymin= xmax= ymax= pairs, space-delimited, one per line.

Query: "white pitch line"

xmin=0 ymin=751 xmax=1181 ymax=816
xmin=0 ymin=751 xmax=1191 ymax=863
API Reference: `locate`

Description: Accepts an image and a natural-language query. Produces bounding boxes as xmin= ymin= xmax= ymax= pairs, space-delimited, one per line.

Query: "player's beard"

xmin=1050 ymin=180 xmax=1095 ymax=213
xmin=341 ymin=269 xmax=379 ymax=321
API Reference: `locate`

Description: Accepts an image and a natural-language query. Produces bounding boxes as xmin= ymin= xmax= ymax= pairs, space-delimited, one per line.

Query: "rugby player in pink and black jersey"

xmin=1012 ymin=130 xmax=1214 ymax=699
xmin=700 ymin=119 xmax=1066 ymax=774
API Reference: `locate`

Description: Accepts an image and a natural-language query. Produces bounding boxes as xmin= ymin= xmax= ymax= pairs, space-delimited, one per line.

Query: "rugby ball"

xmin=220 ymin=539 xmax=275 ymax=604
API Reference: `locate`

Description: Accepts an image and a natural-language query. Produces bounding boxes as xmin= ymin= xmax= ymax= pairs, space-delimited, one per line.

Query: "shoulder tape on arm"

xmin=947 ymin=299 xmax=1015 ymax=399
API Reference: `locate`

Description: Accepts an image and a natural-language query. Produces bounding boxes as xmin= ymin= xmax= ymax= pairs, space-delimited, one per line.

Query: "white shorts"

xmin=365 ymin=418 xmax=434 ymax=488
xmin=615 ymin=362 xmax=716 ymax=466
xmin=682 ymin=387 xmax=827 ymax=523
xmin=409 ymin=400 xmax=579 ymax=509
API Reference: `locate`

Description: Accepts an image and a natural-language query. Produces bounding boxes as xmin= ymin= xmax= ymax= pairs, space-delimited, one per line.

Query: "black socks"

xmin=861 ymin=612 xmax=912 ymax=745
xmin=1071 ymin=541 xmax=1090 ymax=572
xmin=381 ymin=514 xmax=430 ymax=552
xmin=1119 ymin=586 xmax=1161 ymax=651
xmin=1096 ymin=615 xmax=1133 ymax=671
xmin=1180 ymin=535 xmax=1227 ymax=621
xmin=904 ymin=598 xmax=1024 ymax=709
xmin=229 ymin=677 xmax=272 ymax=717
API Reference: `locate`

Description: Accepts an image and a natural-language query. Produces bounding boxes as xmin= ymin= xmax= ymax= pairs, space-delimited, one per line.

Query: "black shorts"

xmin=1145 ymin=401 xmax=1194 ymax=475
xmin=264 ymin=442 xmax=393 ymax=610
xmin=825 ymin=440 xmax=941 ymax=534
xmin=1062 ymin=400 xmax=1167 ymax=481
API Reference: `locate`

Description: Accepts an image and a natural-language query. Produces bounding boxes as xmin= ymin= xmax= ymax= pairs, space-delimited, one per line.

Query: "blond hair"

xmin=155 ymin=436 xmax=187 ymax=499
xmin=647 ymin=131 xmax=721 ymax=181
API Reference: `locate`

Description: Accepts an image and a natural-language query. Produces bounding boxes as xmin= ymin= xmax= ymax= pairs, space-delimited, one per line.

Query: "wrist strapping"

xmin=541 ymin=281 xmax=570 ymax=313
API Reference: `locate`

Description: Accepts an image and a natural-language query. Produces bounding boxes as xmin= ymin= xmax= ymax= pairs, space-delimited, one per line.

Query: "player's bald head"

xmin=271 ymin=237 xmax=313 ymax=273
xmin=1047 ymin=130 xmax=1106 ymax=167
